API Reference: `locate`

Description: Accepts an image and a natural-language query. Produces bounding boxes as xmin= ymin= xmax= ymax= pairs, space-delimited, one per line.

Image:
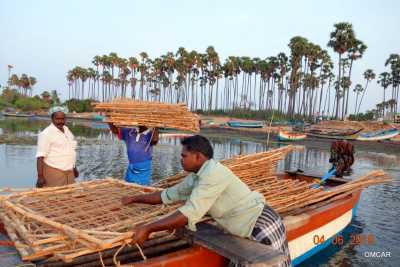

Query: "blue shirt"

xmin=120 ymin=128 xmax=153 ymax=164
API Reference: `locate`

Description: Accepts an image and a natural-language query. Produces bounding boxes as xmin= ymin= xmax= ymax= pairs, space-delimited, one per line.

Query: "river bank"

xmin=2 ymin=112 xmax=400 ymax=143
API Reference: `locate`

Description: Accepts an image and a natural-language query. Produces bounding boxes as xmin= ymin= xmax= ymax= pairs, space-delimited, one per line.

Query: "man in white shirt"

xmin=36 ymin=106 xmax=79 ymax=187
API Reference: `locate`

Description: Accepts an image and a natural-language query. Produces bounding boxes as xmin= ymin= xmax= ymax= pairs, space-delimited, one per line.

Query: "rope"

xmin=135 ymin=243 xmax=147 ymax=261
xmin=112 ymin=241 xmax=146 ymax=267
xmin=113 ymin=242 xmax=128 ymax=267
xmin=98 ymin=251 xmax=106 ymax=267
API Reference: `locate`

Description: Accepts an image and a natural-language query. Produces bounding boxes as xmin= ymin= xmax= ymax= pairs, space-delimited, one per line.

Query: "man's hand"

xmin=36 ymin=157 xmax=45 ymax=188
xmin=108 ymin=123 xmax=119 ymax=135
xmin=36 ymin=176 xmax=45 ymax=188
xmin=131 ymin=225 xmax=150 ymax=246
xmin=121 ymin=196 xmax=135 ymax=205
xmin=73 ymin=167 xmax=79 ymax=178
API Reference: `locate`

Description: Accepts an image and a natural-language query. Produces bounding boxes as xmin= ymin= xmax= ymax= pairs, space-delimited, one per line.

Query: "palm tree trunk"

xmin=357 ymin=80 xmax=370 ymax=114
xmin=335 ymin=53 xmax=342 ymax=119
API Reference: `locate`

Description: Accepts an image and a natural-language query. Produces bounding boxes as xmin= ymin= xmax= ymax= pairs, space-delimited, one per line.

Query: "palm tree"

xmin=353 ymin=84 xmax=363 ymax=114
xmin=357 ymin=69 xmax=375 ymax=114
xmin=288 ymin=36 xmax=308 ymax=116
xmin=67 ymin=71 xmax=74 ymax=100
xmin=139 ymin=52 xmax=149 ymax=100
xmin=344 ymin=39 xmax=367 ymax=118
xmin=7 ymin=65 xmax=13 ymax=86
xmin=385 ymin=54 xmax=400 ymax=113
xmin=327 ymin=22 xmax=356 ymax=119
xmin=19 ymin=74 xmax=30 ymax=96
xmin=318 ymin=52 xmax=333 ymax=115
xmin=128 ymin=57 xmax=139 ymax=99
xmin=92 ymin=56 xmax=101 ymax=100
xmin=28 ymin=76 xmax=37 ymax=96
xmin=378 ymin=72 xmax=392 ymax=117
xmin=9 ymin=74 xmax=19 ymax=91
xmin=87 ymin=68 xmax=96 ymax=99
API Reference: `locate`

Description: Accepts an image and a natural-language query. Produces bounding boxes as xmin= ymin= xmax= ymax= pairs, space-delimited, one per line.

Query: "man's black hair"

xmin=181 ymin=135 xmax=213 ymax=159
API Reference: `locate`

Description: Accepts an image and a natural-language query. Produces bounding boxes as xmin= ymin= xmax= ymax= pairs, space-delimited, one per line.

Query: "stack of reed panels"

xmin=0 ymin=179 xmax=178 ymax=263
xmin=94 ymin=100 xmax=200 ymax=132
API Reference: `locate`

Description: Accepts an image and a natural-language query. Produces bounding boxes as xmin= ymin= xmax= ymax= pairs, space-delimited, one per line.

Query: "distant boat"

xmin=305 ymin=128 xmax=362 ymax=140
xmin=2 ymin=112 xmax=35 ymax=118
xmin=356 ymin=128 xmax=399 ymax=141
xmin=278 ymin=130 xmax=307 ymax=141
xmin=227 ymin=121 xmax=264 ymax=128
xmin=92 ymin=114 xmax=104 ymax=121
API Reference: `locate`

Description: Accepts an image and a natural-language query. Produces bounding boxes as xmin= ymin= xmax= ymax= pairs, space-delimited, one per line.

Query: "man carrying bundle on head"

xmin=108 ymin=124 xmax=159 ymax=185
xmin=121 ymin=135 xmax=291 ymax=267
xmin=36 ymin=106 xmax=79 ymax=188
xmin=329 ymin=140 xmax=355 ymax=177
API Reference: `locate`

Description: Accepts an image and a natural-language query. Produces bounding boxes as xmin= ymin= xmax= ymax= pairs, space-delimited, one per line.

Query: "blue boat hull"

xmin=227 ymin=121 xmax=263 ymax=128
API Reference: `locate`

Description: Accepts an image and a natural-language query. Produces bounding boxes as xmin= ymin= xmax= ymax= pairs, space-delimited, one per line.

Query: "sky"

xmin=0 ymin=0 xmax=399 ymax=112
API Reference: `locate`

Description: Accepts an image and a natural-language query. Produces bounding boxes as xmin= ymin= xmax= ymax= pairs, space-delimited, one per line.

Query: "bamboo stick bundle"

xmin=274 ymin=170 xmax=391 ymax=214
xmin=154 ymin=145 xmax=295 ymax=188
xmin=94 ymin=99 xmax=200 ymax=132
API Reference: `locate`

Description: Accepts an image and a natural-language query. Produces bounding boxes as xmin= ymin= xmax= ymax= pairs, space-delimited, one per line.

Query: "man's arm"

xmin=108 ymin=123 xmax=119 ymax=135
xmin=151 ymin=128 xmax=159 ymax=145
xmin=36 ymin=157 xmax=46 ymax=187
xmin=73 ymin=167 xmax=79 ymax=178
xmin=121 ymin=191 xmax=162 ymax=205
xmin=131 ymin=211 xmax=188 ymax=245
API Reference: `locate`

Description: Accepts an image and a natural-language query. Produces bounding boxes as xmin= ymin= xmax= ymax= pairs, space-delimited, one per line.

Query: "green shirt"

xmin=161 ymin=159 xmax=265 ymax=237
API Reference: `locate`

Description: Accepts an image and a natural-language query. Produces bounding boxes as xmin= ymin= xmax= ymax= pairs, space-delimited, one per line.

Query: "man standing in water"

xmin=108 ymin=123 xmax=159 ymax=185
xmin=36 ymin=106 xmax=79 ymax=187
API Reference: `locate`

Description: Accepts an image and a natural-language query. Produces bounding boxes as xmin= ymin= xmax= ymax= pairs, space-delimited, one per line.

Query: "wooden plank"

xmin=177 ymin=223 xmax=284 ymax=266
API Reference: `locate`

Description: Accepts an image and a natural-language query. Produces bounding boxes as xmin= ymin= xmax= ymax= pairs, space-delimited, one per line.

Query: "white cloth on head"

xmin=49 ymin=106 xmax=69 ymax=116
xmin=36 ymin=123 xmax=77 ymax=171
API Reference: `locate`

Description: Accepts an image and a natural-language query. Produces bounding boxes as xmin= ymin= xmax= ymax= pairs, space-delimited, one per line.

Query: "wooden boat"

xmin=92 ymin=114 xmax=104 ymax=121
xmin=356 ymin=128 xmax=399 ymax=141
xmin=305 ymin=128 xmax=362 ymax=140
xmin=2 ymin=112 xmax=35 ymax=118
xmin=227 ymin=121 xmax=264 ymax=128
xmin=0 ymin=172 xmax=366 ymax=266
xmin=278 ymin=130 xmax=307 ymax=141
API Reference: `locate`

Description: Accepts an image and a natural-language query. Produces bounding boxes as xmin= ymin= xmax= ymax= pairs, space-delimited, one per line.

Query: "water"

xmin=0 ymin=117 xmax=399 ymax=266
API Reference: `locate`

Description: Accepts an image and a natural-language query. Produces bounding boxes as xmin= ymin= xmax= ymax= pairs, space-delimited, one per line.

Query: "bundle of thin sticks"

xmin=279 ymin=170 xmax=391 ymax=216
xmin=154 ymin=145 xmax=297 ymax=188
xmin=0 ymin=179 xmax=179 ymax=263
xmin=94 ymin=99 xmax=200 ymax=132
xmin=153 ymin=146 xmax=391 ymax=217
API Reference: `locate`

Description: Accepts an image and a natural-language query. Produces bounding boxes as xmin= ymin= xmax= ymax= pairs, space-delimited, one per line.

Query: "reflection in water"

xmin=0 ymin=117 xmax=399 ymax=266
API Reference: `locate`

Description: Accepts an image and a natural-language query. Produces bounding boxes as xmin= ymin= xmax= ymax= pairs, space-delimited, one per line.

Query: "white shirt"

xmin=36 ymin=123 xmax=77 ymax=171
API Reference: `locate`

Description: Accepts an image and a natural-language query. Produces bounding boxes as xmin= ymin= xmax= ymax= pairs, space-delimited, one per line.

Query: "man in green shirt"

xmin=122 ymin=135 xmax=291 ymax=266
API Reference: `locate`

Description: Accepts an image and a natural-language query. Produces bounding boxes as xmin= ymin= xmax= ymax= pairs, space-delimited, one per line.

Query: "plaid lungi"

xmin=230 ymin=205 xmax=292 ymax=267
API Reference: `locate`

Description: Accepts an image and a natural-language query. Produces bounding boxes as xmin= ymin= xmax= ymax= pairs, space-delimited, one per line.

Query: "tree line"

xmin=61 ymin=22 xmax=396 ymax=120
